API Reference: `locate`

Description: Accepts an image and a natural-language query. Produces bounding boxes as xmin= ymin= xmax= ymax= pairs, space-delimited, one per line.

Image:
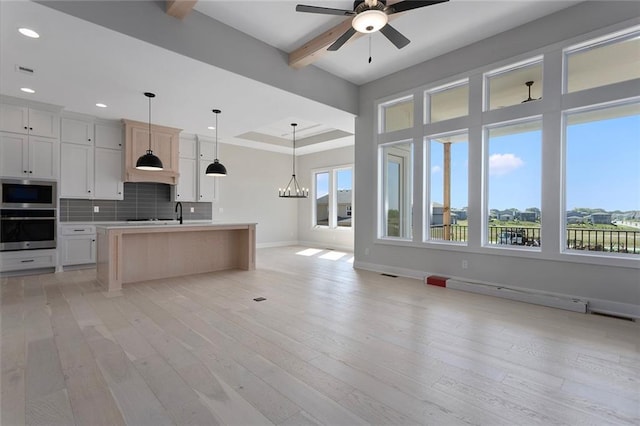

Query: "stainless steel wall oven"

xmin=0 ymin=179 xmax=57 ymax=251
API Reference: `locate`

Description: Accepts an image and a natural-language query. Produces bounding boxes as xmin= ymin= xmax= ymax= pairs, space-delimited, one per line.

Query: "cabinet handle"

xmin=23 ymin=170 xmax=27 ymax=173
xmin=29 ymin=127 xmax=33 ymax=131
xmin=24 ymin=126 xmax=28 ymax=130
xmin=91 ymin=239 xmax=96 ymax=242
xmin=73 ymin=229 xmax=86 ymax=232
xmin=29 ymin=171 xmax=32 ymax=174
xmin=88 ymin=190 xmax=91 ymax=193
xmin=20 ymin=259 xmax=35 ymax=263
xmin=88 ymin=138 xmax=91 ymax=141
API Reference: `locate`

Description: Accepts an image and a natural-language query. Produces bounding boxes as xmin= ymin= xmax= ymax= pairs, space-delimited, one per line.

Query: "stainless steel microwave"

xmin=0 ymin=179 xmax=57 ymax=209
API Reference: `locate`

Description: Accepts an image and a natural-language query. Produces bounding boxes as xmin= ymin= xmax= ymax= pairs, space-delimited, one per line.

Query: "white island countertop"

xmin=94 ymin=221 xmax=256 ymax=230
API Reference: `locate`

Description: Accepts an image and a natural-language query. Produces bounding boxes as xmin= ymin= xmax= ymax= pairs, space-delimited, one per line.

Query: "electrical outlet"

xmin=93 ymin=206 xmax=99 ymax=213
xmin=462 ymin=260 xmax=468 ymax=269
xmin=190 ymin=207 xmax=194 ymax=213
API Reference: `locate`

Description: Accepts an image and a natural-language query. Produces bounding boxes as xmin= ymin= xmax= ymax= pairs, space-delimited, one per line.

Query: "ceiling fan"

xmin=521 ymin=81 xmax=542 ymax=103
xmin=295 ymin=0 xmax=449 ymax=51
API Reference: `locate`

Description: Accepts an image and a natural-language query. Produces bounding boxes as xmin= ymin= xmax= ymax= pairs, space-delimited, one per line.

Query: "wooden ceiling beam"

xmin=288 ymin=0 xmax=404 ymax=69
xmin=166 ymin=0 xmax=198 ymax=20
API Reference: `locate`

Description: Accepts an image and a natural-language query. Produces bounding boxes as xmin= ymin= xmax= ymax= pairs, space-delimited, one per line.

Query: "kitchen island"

xmin=96 ymin=222 xmax=256 ymax=292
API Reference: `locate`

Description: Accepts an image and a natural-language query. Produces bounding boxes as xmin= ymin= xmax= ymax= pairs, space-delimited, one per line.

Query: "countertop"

xmin=94 ymin=221 xmax=256 ymax=230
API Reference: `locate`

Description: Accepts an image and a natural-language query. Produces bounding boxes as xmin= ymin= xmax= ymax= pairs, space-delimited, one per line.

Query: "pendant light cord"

xmin=292 ymin=124 xmax=296 ymax=176
xmin=215 ymin=112 xmax=218 ymax=159
xmin=148 ymin=95 xmax=152 ymax=152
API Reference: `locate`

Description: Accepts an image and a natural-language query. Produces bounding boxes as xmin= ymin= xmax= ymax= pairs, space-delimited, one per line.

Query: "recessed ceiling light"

xmin=207 ymin=126 xmax=216 ymax=130
xmin=18 ymin=28 xmax=39 ymax=39
xmin=20 ymin=87 xmax=35 ymax=94
xmin=96 ymin=103 xmax=107 ymax=108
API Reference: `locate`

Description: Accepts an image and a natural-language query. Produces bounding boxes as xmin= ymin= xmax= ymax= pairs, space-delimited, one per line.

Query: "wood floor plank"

xmin=2 ymin=246 xmax=638 ymax=426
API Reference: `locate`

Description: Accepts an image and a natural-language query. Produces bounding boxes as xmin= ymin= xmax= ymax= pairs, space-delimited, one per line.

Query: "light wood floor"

xmin=1 ymin=246 xmax=639 ymax=425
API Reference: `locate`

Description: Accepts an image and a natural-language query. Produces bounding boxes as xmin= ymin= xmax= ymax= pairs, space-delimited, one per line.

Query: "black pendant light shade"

xmin=136 ymin=92 xmax=163 ymax=171
xmin=206 ymin=159 xmax=227 ymax=176
xmin=206 ymin=109 xmax=227 ymax=177
xmin=279 ymin=123 xmax=308 ymax=198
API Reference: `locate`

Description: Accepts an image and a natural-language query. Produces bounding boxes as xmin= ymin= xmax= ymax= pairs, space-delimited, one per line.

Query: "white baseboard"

xmin=446 ymin=279 xmax=588 ymax=313
xmin=587 ymin=298 xmax=640 ymax=320
xmin=298 ymin=240 xmax=354 ymax=253
xmin=353 ymin=261 xmax=427 ymax=280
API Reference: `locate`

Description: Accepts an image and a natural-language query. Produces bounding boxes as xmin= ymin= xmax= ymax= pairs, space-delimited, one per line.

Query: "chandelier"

xmin=279 ymin=123 xmax=308 ymax=198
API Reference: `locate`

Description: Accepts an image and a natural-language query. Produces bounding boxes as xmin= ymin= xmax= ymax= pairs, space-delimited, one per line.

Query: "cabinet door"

xmin=62 ymin=117 xmax=93 ymax=145
xmin=28 ymin=109 xmax=59 ymax=138
xmin=176 ymin=158 xmax=196 ymax=201
xmin=94 ymin=148 xmax=123 ymax=200
xmin=60 ymin=143 xmax=93 ymax=197
xmin=0 ymin=132 xmax=28 ymax=177
xmin=61 ymin=235 xmax=96 ymax=265
xmin=199 ymin=140 xmax=216 ymax=160
xmin=95 ymin=123 xmax=122 ymax=150
xmin=198 ymin=159 xmax=217 ymax=201
xmin=153 ymin=130 xmax=178 ymax=171
xmin=179 ymin=138 xmax=197 ymax=159
xmin=28 ymin=137 xmax=59 ymax=179
xmin=0 ymin=104 xmax=29 ymax=134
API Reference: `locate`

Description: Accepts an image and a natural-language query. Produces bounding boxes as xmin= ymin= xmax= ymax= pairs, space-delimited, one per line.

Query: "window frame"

xmin=311 ymin=164 xmax=354 ymax=231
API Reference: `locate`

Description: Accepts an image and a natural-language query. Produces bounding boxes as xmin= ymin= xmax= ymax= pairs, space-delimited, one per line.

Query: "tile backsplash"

xmin=60 ymin=183 xmax=212 ymax=222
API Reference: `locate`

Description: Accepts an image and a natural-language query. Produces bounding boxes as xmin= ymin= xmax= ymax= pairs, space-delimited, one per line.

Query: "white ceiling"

xmin=194 ymin=0 xmax=582 ymax=85
xmin=0 ymin=0 xmax=583 ymax=154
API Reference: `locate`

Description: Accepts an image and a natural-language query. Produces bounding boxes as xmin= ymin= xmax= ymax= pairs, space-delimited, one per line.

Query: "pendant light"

xmin=135 ymin=92 xmax=163 ymax=170
xmin=205 ymin=109 xmax=227 ymax=176
xmin=279 ymin=123 xmax=308 ymax=198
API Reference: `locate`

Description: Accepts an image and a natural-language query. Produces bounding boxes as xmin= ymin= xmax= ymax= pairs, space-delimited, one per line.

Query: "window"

xmin=314 ymin=167 xmax=353 ymax=229
xmin=485 ymin=59 xmax=543 ymax=111
xmin=427 ymin=80 xmax=469 ymax=123
xmin=315 ymin=172 xmax=329 ymax=226
xmin=381 ymin=141 xmax=413 ymax=239
xmin=564 ymin=101 xmax=640 ymax=255
xmin=426 ymin=132 xmax=468 ymax=243
xmin=565 ymin=28 xmax=640 ymax=93
xmin=380 ymin=96 xmax=414 ymax=133
xmin=486 ymin=119 xmax=542 ymax=248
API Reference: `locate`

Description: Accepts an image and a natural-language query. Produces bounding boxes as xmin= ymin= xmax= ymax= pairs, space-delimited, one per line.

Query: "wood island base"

xmin=96 ymin=223 xmax=256 ymax=292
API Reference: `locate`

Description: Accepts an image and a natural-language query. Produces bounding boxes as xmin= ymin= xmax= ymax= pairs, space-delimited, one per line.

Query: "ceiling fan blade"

xmin=386 ymin=0 xmax=449 ymax=14
xmin=379 ymin=24 xmax=410 ymax=49
xmin=327 ymin=27 xmax=357 ymax=51
xmin=296 ymin=5 xmax=355 ymax=16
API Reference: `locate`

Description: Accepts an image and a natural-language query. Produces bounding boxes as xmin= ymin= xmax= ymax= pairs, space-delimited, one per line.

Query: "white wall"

xmin=355 ymin=2 xmax=640 ymax=317
xmin=212 ymin=143 xmax=298 ymax=247
xmin=297 ymin=145 xmax=355 ymax=251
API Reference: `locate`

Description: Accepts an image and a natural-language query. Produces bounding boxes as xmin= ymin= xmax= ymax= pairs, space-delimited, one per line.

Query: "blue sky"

xmin=315 ymin=169 xmax=352 ymax=199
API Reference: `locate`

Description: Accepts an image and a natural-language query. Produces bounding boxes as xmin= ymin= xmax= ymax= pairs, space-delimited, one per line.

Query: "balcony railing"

xmin=429 ymin=225 xmax=639 ymax=254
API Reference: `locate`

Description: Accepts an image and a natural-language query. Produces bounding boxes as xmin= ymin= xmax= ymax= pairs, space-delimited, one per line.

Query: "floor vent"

xmin=253 ymin=297 xmax=267 ymax=302
xmin=381 ymin=273 xmax=398 ymax=278
xmin=590 ymin=311 xmax=635 ymax=322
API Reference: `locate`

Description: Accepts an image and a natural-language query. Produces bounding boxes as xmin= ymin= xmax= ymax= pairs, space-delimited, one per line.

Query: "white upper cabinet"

xmin=0 ymin=132 xmax=58 ymax=179
xmin=94 ymin=148 xmax=123 ymax=200
xmin=198 ymin=159 xmax=217 ymax=201
xmin=61 ymin=117 xmax=94 ymax=145
xmin=199 ymin=140 xmax=216 ymax=160
xmin=60 ymin=143 xmax=94 ymax=198
xmin=0 ymin=104 xmax=59 ymax=138
xmin=95 ymin=123 xmax=123 ymax=150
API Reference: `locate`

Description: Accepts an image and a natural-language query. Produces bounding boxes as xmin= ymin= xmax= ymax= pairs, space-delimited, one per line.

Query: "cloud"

xmin=489 ymin=153 xmax=524 ymax=176
xmin=431 ymin=165 xmax=442 ymax=174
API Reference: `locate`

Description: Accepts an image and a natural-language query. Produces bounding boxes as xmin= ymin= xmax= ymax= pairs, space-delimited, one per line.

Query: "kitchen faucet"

xmin=175 ymin=202 xmax=183 ymax=224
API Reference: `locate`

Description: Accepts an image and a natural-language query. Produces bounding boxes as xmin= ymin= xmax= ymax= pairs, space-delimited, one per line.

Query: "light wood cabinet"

xmin=60 ymin=143 xmax=94 ymax=198
xmin=123 ymin=119 xmax=180 ymax=185
xmin=0 ymin=104 xmax=59 ymax=138
xmin=0 ymin=131 xmax=58 ymax=179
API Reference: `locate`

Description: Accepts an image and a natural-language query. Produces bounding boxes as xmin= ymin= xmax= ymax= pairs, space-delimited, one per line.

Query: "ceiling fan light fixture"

xmin=352 ymin=9 xmax=388 ymax=33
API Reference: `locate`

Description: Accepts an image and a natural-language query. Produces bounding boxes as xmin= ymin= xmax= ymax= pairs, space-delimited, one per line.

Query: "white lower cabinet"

xmin=0 ymin=249 xmax=57 ymax=272
xmin=59 ymin=225 xmax=96 ymax=266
